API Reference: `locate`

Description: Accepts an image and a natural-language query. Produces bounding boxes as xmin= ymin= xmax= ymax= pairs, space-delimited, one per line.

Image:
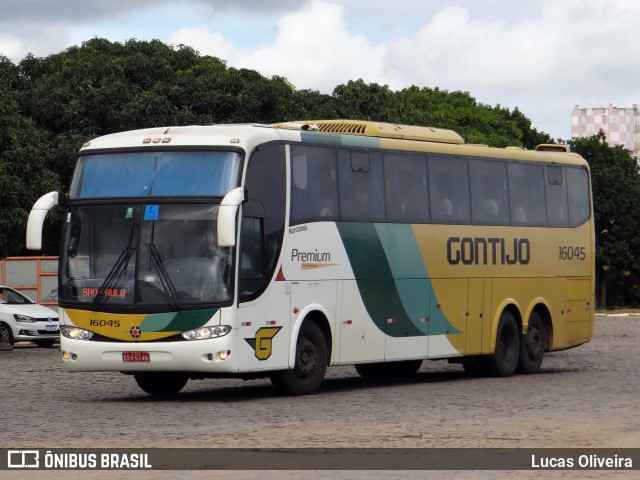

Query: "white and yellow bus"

xmin=26 ymin=119 xmax=594 ymax=395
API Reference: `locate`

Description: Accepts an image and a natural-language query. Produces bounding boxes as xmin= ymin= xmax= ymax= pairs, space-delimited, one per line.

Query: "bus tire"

xmin=481 ymin=310 xmax=520 ymax=377
xmin=133 ymin=372 xmax=188 ymax=396
xmin=517 ymin=311 xmax=545 ymax=374
xmin=355 ymin=360 xmax=422 ymax=378
xmin=270 ymin=321 xmax=327 ymax=396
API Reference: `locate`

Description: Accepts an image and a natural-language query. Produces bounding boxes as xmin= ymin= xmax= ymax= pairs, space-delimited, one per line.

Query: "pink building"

xmin=571 ymin=104 xmax=640 ymax=157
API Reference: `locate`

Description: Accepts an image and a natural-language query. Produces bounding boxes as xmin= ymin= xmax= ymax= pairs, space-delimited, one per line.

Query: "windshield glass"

xmin=70 ymin=150 xmax=241 ymax=198
xmin=61 ymin=203 xmax=232 ymax=308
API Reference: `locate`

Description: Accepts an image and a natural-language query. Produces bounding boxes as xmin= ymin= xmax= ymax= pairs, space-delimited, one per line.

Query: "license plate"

xmin=122 ymin=352 xmax=150 ymax=362
xmin=45 ymin=324 xmax=59 ymax=332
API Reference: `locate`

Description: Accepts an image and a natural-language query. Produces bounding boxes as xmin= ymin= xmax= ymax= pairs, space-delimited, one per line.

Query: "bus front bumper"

xmin=60 ymin=331 xmax=239 ymax=374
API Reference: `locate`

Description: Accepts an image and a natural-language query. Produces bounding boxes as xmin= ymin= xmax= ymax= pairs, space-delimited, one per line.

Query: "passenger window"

xmin=290 ymin=146 xmax=338 ymax=224
xmin=469 ymin=159 xmax=509 ymax=225
xmin=338 ymin=150 xmax=384 ymax=220
xmin=546 ymin=166 xmax=569 ymax=227
xmin=428 ymin=155 xmax=470 ymax=223
xmin=567 ymin=167 xmax=590 ymax=226
xmin=384 ymin=153 xmax=429 ymax=223
xmin=508 ymin=163 xmax=546 ymax=226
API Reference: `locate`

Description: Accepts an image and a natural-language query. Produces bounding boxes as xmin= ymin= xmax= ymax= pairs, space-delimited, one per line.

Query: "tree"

xmin=0 ymin=56 xmax=61 ymax=257
xmin=569 ymin=132 xmax=640 ymax=307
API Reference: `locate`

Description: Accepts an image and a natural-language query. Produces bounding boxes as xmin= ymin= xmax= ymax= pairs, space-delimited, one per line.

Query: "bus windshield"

xmin=70 ymin=150 xmax=241 ymax=198
xmin=61 ymin=203 xmax=232 ymax=308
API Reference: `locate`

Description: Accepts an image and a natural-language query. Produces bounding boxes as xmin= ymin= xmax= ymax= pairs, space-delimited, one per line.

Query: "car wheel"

xmin=0 ymin=322 xmax=15 ymax=346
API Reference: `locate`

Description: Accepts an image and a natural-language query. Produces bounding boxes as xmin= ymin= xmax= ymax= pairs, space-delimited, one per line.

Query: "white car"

xmin=0 ymin=286 xmax=59 ymax=348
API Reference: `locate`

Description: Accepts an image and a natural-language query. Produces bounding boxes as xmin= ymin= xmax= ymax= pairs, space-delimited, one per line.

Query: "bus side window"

xmin=240 ymin=143 xmax=286 ymax=301
xmin=508 ymin=163 xmax=546 ymax=226
xmin=428 ymin=155 xmax=471 ymax=224
xmin=384 ymin=152 xmax=429 ymax=223
xmin=338 ymin=151 xmax=384 ymax=220
xmin=567 ymin=167 xmax=590 ymax=226
xmin=469 ymin=159 xmax=509 ymax=225
xmin=290 ymin=146 xmax=338 ymax=223
xmin=546 ymin=165 xmax=569 ymax=227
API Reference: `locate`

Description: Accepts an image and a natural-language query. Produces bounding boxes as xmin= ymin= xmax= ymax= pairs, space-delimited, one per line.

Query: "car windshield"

xmin=0 ymin=287 xmax=35 ymax=305
xmin=60 ymin=203 xmax=232 ymax=308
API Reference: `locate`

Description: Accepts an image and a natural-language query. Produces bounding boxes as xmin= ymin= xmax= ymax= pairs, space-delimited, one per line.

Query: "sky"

xmin=1 ymin=0 xmax=639 ymax=140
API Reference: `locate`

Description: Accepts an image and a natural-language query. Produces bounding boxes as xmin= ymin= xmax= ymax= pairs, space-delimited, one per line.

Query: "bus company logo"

xmin=129 ymin=326 xmax=142 ymax=338
xmin=244 ymin=327 xmax=282 ymax=361
xmin=447 ymin=237 xmax=531 ymax=266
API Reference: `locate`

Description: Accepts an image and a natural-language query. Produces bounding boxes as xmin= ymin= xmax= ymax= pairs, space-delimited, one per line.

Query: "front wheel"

xmin=133 ymin=372 xmax=188 ymax=396
xmin=481 ymin=310 xmax=520 ymax=377
xmin=270 ymin=321 xmax=327 ymax=396
xmin=1 ymin=322 xmax=14 ymax=346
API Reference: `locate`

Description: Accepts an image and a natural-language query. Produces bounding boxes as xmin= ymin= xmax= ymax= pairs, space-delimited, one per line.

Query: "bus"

xmin=26 ymin=119 xmax=594 ymax=396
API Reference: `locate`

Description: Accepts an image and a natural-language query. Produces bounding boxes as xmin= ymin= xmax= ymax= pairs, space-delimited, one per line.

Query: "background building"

xmin=571 ymin=104 xmax=640 ymax=157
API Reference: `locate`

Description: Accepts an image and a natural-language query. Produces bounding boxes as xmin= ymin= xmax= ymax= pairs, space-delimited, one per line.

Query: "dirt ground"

xmin=1 ymin=314 xmax=638 ymax=479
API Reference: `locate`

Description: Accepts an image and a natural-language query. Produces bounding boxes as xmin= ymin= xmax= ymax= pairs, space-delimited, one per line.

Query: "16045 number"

xmin=559 ymin=246 xmax=586 ymax=261
xmin=89 ymin=319 xmax=121 ymax=327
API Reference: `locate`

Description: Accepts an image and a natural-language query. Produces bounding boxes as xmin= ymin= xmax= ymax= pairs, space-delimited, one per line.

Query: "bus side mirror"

xmin=26 ymin=191 xmax=59 ymax=250
xmin=217 ymin=188 xmax=245 ymax=247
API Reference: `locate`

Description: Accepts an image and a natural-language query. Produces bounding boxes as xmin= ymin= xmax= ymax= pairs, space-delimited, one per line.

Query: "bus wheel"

xmin=133 ymin=372 xmax=188 ymax=396
xmin=355 ymin=360 xmax=422 ymax=378
xmin=517 ymin=312 xmax=545 ymax=374
xmin=481 ymin=310 xmax=520 ymax=377
xmin=270 ymin=321 xmax=327 ymax=396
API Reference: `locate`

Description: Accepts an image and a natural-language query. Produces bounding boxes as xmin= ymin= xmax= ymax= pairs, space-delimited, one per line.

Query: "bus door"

xmin=237 ymin=282 xmax=291 ymax=372
xmin=466 ymin=278 xmax=492 ymax=355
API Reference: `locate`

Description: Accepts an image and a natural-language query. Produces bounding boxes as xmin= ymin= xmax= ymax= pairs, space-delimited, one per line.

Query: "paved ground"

xmin=0 ymin=315 xmax=638 ymax=479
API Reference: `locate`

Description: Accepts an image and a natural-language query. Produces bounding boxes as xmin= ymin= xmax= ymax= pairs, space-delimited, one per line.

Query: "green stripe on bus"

xmin=375 ymin=224 xmax=459 ymax=335
xmin=337 ymin=222 xmax=423 ymax=337
xmin=337 ymin=222 xmax=459 ymax=337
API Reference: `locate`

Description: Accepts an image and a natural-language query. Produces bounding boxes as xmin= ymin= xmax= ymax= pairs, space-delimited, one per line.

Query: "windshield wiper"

xmin=146 ymin=242 xmax=181 ymax=310
xmin=92 ymin=246 xmax=135 ymax=308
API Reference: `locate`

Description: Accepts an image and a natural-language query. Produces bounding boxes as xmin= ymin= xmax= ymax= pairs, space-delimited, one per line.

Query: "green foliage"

xmin=569 ymin=132 xmax=640 ymax=307
xmin=0 ymin=38 xmax=553 ymax=260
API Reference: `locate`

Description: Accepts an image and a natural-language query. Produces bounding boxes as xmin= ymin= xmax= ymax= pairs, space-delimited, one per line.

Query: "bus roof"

xmin=79 ymin=120 xmax=585 ymax=167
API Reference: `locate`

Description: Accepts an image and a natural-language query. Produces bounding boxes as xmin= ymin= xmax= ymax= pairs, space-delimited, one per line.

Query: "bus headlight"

xmin=61 ymin=326 xmax=94 ymax=341
xmin=182 ymin=325 xmax=231 ymax=341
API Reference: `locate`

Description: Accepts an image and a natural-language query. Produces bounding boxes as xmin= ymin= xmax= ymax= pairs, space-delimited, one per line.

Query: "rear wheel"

xmin=481 ymin=310 xmax=520 ymax=377
xmin=355 ymin=360 xmax=422 ymax=378
xmin=270 ymin=321 xmax=327 ymax=396
xmin=133 ymin=372 xmax=188 ymax=396
xmin=517 ymin=312 xmax=545 ymax=374
xmin=0 ymin=322 xmax=14 ymax=346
